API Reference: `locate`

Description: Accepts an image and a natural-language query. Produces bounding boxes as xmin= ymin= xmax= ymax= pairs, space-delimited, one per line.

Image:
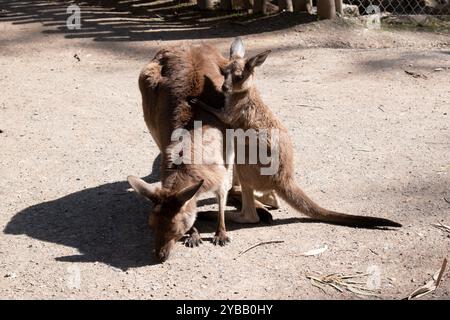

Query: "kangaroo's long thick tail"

xmin=276 ymin=180 xmax=401 ymax=228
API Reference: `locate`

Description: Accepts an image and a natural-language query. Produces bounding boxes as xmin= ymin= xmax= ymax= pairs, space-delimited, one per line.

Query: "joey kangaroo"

xmin=192 ymin=38 xmax=402 ymax=228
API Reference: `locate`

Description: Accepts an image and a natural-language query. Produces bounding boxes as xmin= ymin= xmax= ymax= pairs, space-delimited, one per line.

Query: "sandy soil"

xmin=1 ymin=0 xmax=449 ymax=299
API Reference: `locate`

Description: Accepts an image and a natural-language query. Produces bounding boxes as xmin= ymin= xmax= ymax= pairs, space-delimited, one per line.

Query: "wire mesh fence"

xmin=343 ymin=0 xmax=450 ymax=15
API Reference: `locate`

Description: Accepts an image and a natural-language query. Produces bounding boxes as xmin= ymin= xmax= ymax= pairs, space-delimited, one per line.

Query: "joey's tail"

xmin=276 ymin=180 xmax=401 ymax=228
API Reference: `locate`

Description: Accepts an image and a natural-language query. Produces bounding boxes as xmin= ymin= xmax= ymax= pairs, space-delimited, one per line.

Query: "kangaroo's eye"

xmin=234 ymin=75 xmax=244 ymax=82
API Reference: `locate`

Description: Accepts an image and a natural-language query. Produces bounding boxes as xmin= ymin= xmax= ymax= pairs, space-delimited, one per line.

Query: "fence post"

xmin=221 ymin=0 xmax=232 ymax=11
xmin=279 ymin=0 xmax=294 ymax=12
xmin=317 ymin=0 xmax=336 ymax=19
xmin=335 ymin=0 xmax=343 ymax=15
xmin=254 ymin=0 xmax=267 ymax=14
xmin=293 ymin=0 xmax=313 ymax=13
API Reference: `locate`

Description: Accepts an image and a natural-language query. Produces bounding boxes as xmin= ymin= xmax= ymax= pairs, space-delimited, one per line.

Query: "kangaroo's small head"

xmin=221 ymin=37 xmax=271 ymax=94
xmin=127 ymin=176 xmax=203 ymax=262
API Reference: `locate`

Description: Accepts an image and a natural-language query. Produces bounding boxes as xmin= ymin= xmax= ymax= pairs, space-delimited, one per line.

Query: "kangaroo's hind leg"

xmin=228 ymin=166 xmax=279 ymax=211
xmin=226 ymin=184 xmax=260 ymax=224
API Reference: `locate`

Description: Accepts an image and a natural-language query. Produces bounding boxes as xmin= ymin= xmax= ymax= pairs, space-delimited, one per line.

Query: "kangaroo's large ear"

xmin=127 ymin=175 xmax=162 ymax=204
xmin=174 ymin=180 xmax=204 ymax=205
xmin=245 ymin=50 xmax=271 ymax=71
xmin=230 ymin=37 xmax=245 ymax=59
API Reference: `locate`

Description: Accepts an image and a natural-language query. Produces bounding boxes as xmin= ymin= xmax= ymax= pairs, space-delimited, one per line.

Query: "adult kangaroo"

xmin=129 ymin=43 xmax=278 ymax=262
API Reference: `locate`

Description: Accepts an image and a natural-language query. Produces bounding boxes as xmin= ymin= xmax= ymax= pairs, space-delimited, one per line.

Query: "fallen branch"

xmin=235 ymin=240 xmax=284 ymax=259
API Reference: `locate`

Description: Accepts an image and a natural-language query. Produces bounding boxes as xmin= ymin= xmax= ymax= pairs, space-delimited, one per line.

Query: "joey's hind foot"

xmin=212 ymin=232 xmax=230 ymax=246
xmin=183 ymin=233 xmax=202 ymax=248
xmin=256 ymin=207 xmax=274 ymax=224
xmin=226 ymin=192 xmax=242 ymax=209
xmin=226 ymin=211 xmax=260 ymax=224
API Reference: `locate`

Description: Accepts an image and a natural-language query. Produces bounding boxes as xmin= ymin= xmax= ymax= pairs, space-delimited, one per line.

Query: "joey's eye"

xmin=234 ymin=75 xmax=244 ymax=82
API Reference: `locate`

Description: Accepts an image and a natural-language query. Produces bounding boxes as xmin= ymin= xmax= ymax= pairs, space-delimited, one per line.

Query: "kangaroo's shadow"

xmin=4 ymin=155 xmax=163 ymax=270
xmin=3 ymin=153 xmax=310 ymax=270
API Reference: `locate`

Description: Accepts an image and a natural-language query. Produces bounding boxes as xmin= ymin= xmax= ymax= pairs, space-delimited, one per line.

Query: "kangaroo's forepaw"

xmin=212 ymin=232 xmax=231 ymax=246
xmin=183 ymin=233 xmax=202 ymax=248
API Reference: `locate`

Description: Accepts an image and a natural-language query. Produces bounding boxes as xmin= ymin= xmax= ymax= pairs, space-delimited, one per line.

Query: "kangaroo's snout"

xmin=154 ymin=238 xmax=176 ymax=263
xmin=156 ymin=247 xmax=170 ymax=262
xmin=155 ymin=248 xmax=170 ymax=263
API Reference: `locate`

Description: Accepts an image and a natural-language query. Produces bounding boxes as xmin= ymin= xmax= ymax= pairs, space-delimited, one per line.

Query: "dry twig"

xmin=297 ymin=104 xmax=324 ymax=110
xmin=433 ymin=222 xmax=450 ymax=233
xmin=235 ymin=240 xmax=284 ymax=259
xmin=404 ymin=70 xmax=428 ymax=79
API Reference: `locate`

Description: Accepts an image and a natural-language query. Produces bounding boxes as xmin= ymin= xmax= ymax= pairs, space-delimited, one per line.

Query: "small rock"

xmin=4 ymin=272 xmax=17 ymax=278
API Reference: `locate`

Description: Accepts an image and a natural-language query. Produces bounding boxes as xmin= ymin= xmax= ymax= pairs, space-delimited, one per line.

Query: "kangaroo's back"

xmin=138 ymin=44 xmax=228 ymax=151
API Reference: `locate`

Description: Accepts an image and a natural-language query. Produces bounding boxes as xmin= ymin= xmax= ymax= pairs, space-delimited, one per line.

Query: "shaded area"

xmin=0 ymin=0 xmax=314 ymax=42
xmin=3 ymin=172 xmax=306 ymax=270
xmin=4 ymin=178 xmax=158 ymax=270
xmin=351 ymin=50 xmax=450 ymax=76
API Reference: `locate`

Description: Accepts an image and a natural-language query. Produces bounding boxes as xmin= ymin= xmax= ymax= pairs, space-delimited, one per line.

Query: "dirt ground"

xmin=1 ymin=0 xmax=449 ymax=299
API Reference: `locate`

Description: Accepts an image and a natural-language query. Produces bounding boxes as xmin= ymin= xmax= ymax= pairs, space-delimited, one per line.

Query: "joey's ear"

xmin=127 ymin=175 xmax=162 ymax=204
xmin=230 ymin=37 xmax=245 ymax=59
xmin=245 ymin=50 xmax=271 ymax=70
xmin=174 ymin=180 xmax=204 ymax=205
